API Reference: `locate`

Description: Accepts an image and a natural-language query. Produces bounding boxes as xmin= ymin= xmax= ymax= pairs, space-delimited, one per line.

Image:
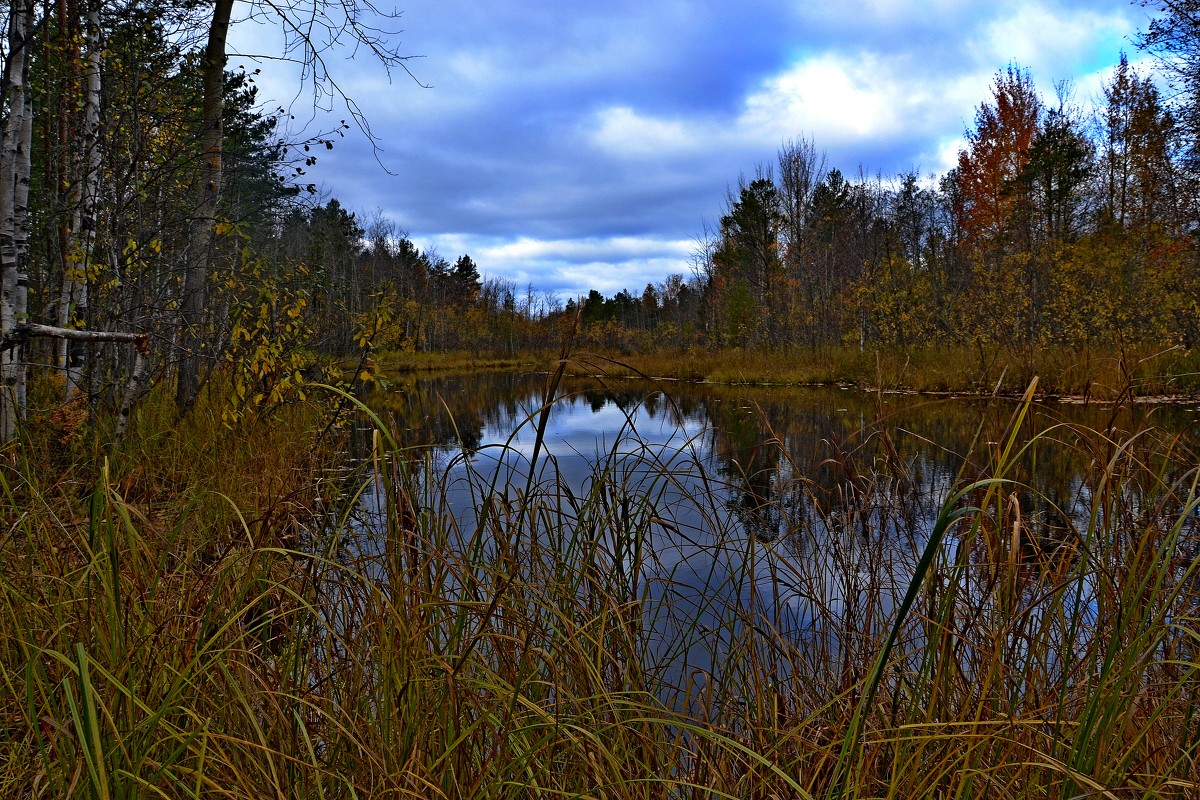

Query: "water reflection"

xmin=356 ymin=372 xmax=1200 ymax=709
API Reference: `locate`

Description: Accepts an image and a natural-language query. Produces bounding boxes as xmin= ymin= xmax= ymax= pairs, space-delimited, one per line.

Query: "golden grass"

xmin=375 ymin=349 xmax=551 ymax=375
xmin=1 ymin=373 xmax=1198 ymax=797
xmin=566 ymin=343 xmax=1200 ymax=399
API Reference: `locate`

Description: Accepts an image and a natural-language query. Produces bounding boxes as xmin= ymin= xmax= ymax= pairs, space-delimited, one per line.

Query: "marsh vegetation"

xmin=4 ymin=367 xmax=1200 ymax=797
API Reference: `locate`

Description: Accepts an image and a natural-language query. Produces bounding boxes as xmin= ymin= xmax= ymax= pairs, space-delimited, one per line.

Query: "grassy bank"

xmin=2 ymin=377 xmax=1199 ymax=796
xmin=375 ymin=349 xmax=546 ymax=376
xmin=559 ymin=344 xmax=1200 ymax=399
xmin=372 ymin=342 xmax=1200 ymax=399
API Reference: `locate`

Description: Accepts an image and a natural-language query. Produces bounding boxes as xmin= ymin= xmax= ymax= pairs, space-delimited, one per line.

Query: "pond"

xmin=351 ymin=371 xmax=1200 ymax=711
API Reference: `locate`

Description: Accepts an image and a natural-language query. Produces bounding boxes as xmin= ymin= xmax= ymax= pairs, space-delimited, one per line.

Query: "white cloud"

xmin=480 ymin=235 xmax=692 ymax=263
xmin=585 ymin=1 xmax=1143 ymax=168
xmin=740 ymin=51 xmax=931 ymax=143
xmin=977 ymin=5 xmax=1135 ymax=73
xmin=591 ymin=107 xmax=705 ymax=157
xmin=418 ymin=233 xmax=696 ymax=298
xmin=589 ymin=49 xmax=972 ymax=165
xmin=929 ymin=137 xmax=965 ymax=175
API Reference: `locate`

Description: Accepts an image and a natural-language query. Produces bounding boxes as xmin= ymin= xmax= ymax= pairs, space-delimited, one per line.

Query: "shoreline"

xmin=374 ymin=344 xmax=1200 ymax=404
xmin=579 ymin=371 xmax=1200 ymax=405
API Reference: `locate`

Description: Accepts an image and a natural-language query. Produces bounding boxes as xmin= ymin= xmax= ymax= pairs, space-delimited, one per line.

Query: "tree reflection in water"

xmin=353 ymin=372 xmax=1200 ymax=714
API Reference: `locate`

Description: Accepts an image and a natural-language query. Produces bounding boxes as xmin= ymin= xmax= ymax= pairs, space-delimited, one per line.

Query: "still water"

xmin=355 ymin=372 xmax=1200 ymax=704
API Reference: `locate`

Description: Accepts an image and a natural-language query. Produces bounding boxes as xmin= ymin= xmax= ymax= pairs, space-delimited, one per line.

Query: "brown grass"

xmin=1 ymin=374 xmax=1197 ymax=797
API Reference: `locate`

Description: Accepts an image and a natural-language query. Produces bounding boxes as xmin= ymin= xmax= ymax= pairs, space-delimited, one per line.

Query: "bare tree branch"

xmin=0 ymin=322 xmax=149 ymax=354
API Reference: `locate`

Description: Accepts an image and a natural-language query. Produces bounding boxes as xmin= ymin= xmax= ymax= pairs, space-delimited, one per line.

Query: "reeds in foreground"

xmin=1 ymin=379 xmax=1198 ymax=798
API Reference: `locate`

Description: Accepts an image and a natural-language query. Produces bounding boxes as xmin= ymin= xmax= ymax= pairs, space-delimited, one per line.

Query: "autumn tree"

xmin=949 ymin=67 xmax=1048 ymax=357
xmin=777 ymin=137 xmax=827 ymax=344
xmin=954 ymin=66 xmax=1042 ymax=248
xmin=1138 ymin=1 xmax=1200 ymax=186
xmin=1097 ymin=53 xmax=1178 ymax=231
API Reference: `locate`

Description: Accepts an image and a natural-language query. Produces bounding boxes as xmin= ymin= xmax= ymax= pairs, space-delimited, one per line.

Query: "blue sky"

xmin=230 ymin=0 xmax=1152 ymax=300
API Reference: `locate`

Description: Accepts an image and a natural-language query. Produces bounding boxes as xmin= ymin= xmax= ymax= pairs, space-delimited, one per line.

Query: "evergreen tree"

xmin=450 ymin=254 xmax=482 ymax=306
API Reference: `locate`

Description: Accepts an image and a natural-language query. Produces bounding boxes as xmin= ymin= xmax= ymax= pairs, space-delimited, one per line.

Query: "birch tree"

xmin=0 ymin=0 xmax=35 ymax=439
xmin=56 ymin=0 xmax=103 ymax=398
xmin=0 ymin=0 xmax=152 ymax=442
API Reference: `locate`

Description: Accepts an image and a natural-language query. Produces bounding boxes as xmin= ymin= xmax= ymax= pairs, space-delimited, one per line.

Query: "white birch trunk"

xmin=114 ymin=346 xmax=149 ymax=443
xmin=0 ymin=0 xmax=33 ymax=440
xmin=15 ymin=18 xmax=32 ymax=419
xmin=57 ymin=0 xmax=103 ymax=399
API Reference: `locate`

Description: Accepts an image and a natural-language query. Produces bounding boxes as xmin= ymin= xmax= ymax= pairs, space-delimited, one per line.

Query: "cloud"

xmin=418 ymin=234 xmax=697 ymax=298
xmin=740 ymin=52 xmax=931 ymax=143
xmin=590 ymin=107 xmax=707 ymax=158
xmin=977 ymin=4 xmax=1137 ymax=75
xmin=480 ymin=236 xmax=693 ymax=264
xmin=585 ymin=1 xmax=1142 ymax=172
xmin=587 ymin=49 xmax=976 ymax=175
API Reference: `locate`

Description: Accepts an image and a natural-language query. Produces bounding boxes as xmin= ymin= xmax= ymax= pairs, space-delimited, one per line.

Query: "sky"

xmin=228 ymin=0 xmax=1154 ymax=301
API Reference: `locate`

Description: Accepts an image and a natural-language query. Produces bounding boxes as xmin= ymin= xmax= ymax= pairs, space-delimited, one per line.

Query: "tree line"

xmin=579 ymin=9 xmax=1200 ymax=361
xmin=694 ymin=58 xmax=1194 ymax=358
xmin=4 ymin=0 xmax=1200 ymax=444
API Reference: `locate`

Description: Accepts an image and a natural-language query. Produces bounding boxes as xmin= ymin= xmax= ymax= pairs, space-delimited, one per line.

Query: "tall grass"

xmin=2 ymin=375 xmax=1199 ymax=797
